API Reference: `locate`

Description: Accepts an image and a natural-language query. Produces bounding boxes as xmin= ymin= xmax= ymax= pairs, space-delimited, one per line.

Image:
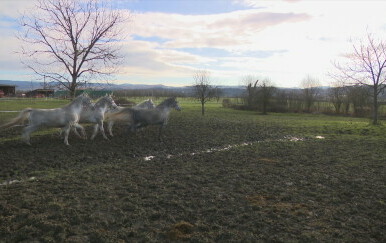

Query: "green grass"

xmin=0 ymin=98 xmax=69 ymax=110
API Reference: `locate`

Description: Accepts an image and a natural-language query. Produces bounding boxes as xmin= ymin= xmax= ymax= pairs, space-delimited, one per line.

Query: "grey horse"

xmin=106 ymin=99 xmax=155 ymax=137
xmin=107 ymin=97 xmax=181 ymax=141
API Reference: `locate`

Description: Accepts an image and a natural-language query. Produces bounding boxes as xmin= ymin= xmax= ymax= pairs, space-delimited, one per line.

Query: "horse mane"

xmin=94 ymin=95 xmax=110 ymax=108
xmin=62 ymin=94 xmax=87 ymax=108
xmin=135 ymin=99 xmax=155 ymax=109
xmin=157 ymin=97 xmax=176 ymax=108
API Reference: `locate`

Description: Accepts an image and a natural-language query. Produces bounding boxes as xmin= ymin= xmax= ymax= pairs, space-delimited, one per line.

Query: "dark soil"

xmin=0 ymin=112 xmax=385 ymax=242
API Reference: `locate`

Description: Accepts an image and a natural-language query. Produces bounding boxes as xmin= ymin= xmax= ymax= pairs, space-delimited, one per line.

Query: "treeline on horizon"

xmin=222 ymin=84 xmax=386 ymax=118
xmin=8 ymin=81 xmax=386 ymax=118
xmin=111 ymin=84 xmax=386 ymax=118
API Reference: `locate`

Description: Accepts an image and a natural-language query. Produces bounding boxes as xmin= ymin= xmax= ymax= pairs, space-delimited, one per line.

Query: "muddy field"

xmin=0 ymin=108 xmax=385 ymax=242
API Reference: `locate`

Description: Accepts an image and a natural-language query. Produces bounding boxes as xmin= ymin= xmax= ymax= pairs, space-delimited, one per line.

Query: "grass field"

xmin=0 ymin=98 xmax=385 ymax=241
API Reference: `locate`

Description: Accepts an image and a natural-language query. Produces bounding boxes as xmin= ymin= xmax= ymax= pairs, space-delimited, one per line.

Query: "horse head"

xmin=107 ymin=94 xmax=118 ymax=110
xmin=81 ymin=92 xmax=89 ymax=98
xmin=148 ymin=99 xmax=155 ymax=108
xmin=94 ymin=94 xmax=117 ymax=111
xmin=159 ymin=97 xmax=181 ymax=111
xmin=172 ymin=98 xmax=182 ymax=111
xmin=80 ymin=94 xmax=93 ymax=109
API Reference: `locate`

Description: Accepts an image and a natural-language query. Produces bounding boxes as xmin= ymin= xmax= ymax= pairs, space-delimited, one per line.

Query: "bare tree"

xmin=328 ymin=81 xmax=346 ymax=114
xmin=274 ymin=89 xmax=289 ymax=112
xmin=347 ymin=85 xmax=371 ymax=117
xmin=258 ymin=79 xmax=276 ymax=115
xmin=193 ymin=70 xmax=215 ymax=116
xmin=213 ymin=87 xmax=223 ymax=102
xmin=334 ymin=33 xmax=386 ymax=124
xmin=300 ymin=75 xmax=321 ymax=112
xmin=241 ymin=75 xmax=258 ymax=108
xmin=19 ymin=0 xmax=127 ymax=97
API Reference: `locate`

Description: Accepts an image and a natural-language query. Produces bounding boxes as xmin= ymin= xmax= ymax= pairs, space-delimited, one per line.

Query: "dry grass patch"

xmin=258 ymin=158 xmax=279 ymax=163
xmin=166 ymin=221 xmax=195 ymax=240
xmin=246 ymin=195 xmax=311 ymax=216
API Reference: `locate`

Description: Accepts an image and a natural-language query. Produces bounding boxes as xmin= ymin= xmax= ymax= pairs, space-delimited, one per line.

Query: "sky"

xmin=1 ymin=0 xmax=386 ymax=88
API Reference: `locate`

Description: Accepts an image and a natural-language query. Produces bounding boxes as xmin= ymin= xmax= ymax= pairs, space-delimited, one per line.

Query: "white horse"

xmin=0 ymin=93 xmax=92 ymax=145
xmin=68 ymin=94 xmax=117 ymax=140
xmin=106 ymin=99 xmax=155 ymax=137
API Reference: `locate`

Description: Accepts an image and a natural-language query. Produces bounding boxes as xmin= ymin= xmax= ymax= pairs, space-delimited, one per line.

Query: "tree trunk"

xmin=70 ymin=76 xmax=77 ymax=98
xmin=201 ymin=101 xmax=205 ymax=116
xmin=69 ymin=88 xmax=76 ymax=99
xmin=373 ymin=88 xmax=378 ymax=125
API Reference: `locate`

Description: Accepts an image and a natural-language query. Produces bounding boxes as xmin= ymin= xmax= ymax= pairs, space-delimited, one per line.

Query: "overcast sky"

xmin=1 ymin=0 xmax=386 ymax=87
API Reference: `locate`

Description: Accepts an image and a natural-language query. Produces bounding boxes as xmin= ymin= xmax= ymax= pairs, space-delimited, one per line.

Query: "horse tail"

xmin=104 ymin=110 xmax=116 ymax=120
xmin=106 ymin=108 xmax=134 ymax=122
xmin=0 ymin=108 xmax=32 ymax=130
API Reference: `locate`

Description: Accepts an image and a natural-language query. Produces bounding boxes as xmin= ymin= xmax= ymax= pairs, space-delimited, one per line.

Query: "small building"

xmin=25 ymin=89 xmax=55 ymax=98
xmin=0 ymin=85 xmax=16 ymax=97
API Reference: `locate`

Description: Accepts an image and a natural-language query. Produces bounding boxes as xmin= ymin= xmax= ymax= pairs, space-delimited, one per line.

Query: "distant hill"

xmin=0 ymin=80 xmax=175 ymax=91
xmin=0 ymin=80 xmax=38 ymax=90
xmin=0 ymin=80 xmax=246 ymax=97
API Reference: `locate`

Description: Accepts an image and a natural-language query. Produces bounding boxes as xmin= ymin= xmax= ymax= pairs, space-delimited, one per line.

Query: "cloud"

xmin=94 ymin=6 xmax=315 ymax=86
xmin=0 ymin=34 xmax=25 ymax=71
xmin=0 ymin=0 xmax=36 ymax=19
xmin=3 ymin=0 xmax=386 ymax=88
xmin=127 ymin=9 xmax=310 ymax=50
xmin=117 ymin=38 xmax=212 ymax=80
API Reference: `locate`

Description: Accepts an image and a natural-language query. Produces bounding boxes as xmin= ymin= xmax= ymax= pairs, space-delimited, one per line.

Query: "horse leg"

xmin=63 ymin=125 xmax=72 ymax=145
xmin=98 ymin=121 xmax=109 ymax=140
xmin=126 ymin=122 xmax=137 ymax=138
xmin=73 ymin=123 xmax=87 ymax=139
xmin=158 ymin=124 xmax=164 ymax=142
xmin=72 ymin=126 xmax=83 ymax=138
xmin=90 ymin=124 xmax=99 ymax=140
xmin=58 ymin=128 xmax=64 ymax=137
xmin=107 ymin=121 xmax=114 ymax=137
xmin=22 ymin=124 xmax=39 ymax=145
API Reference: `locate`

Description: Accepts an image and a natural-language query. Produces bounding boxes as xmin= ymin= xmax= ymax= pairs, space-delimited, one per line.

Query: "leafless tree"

xmin=193 ymin=70 xmax=215 ymax=116
xmin=258 ymin=79 xmax=276 ymax=115
xmin=334 ymin=33 xmax=386 ymax=124
xmin=274 ymin=89 xmax=289 ymax=112
xmin=328 ymin=81 xmax=346 ymax=114
xmin=241 ymin=75 xmax=258 ymax=108
xmin=213 ymin=87 xmax=223 ymax=102
xmin=286 ymin=89 xmax=303 ymax=112
xmin=347 ymin=85 xmax=371 ymax=117
xmin=300 ymin=75 xmax=321 ymax=112
xmin=18 ymin=0 xmax=127 ymax=97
